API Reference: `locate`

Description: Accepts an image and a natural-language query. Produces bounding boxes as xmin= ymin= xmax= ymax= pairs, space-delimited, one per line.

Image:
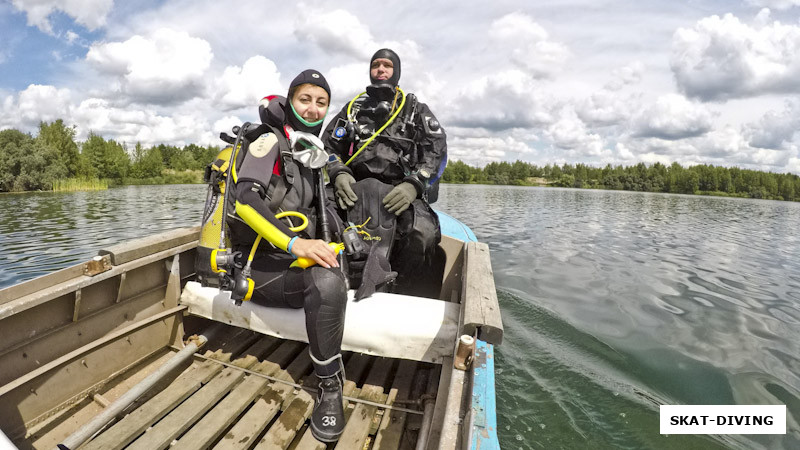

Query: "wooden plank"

xmin=461 ymin=242 xmax=504 ymax=345
xmin=203 ymin=326 xmax=260 ymax=363
xmin=253 ymin=391 xmax=314 ymax=450
xmin=268 ymin=340 xmax=306 ymax=369
xmin=211 ymin=385 xmax=288 ymax=450
xmin=126 ymin=364 xmax=251 ymax=450
xmin=211 ymin=342 xmax=308 ymax=450
xmin=289 ymin=352 xmax=372 ymax=447
xmin=240 ymin=335 xmax=281 ymax=360
xmin=335 ymin=358 xmax=393 ymax=450
xmin=373 ymin=360 xmax=418 ymax=450
xmin=292 ymin=430 xmax=327 ymax=450
xmin=172 ymin=361 xmax=274 ymax=450
xmin=437 ymin=236 xmax=465 ymax=302
xmin=98 ymin=226 xmax=200 ymax=266
xmin=81 ymin=359 xmax=224 ymax=450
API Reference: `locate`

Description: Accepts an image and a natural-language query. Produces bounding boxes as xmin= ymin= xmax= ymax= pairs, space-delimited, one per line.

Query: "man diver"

xmin=227 ymin=70 xmax=347 ymax=443
xmin=324 ymin=49 xmax=447 ymax=296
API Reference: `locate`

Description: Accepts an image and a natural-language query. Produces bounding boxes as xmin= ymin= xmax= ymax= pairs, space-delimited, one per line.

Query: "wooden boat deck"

xmin=26 ymin=323 xmax=433 ymax=450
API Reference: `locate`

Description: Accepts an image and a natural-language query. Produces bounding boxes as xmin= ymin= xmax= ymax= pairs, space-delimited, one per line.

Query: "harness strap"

xmin=264 ymin=124 xmax=293 ymax=211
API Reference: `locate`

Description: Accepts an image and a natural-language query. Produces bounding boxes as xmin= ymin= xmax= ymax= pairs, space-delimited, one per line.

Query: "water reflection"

xmin=0 ymin=185 xmax=206 ymax=287
xmin=436 ymin=184 xmax=800 ymax=449
xmin=2 ymin=183 xmax=799 ymax=449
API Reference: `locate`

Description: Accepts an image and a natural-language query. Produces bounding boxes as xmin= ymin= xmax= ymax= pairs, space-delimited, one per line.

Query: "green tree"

xmin=37 ymin=120 xmax=80 ymax=177
xmin=0 ymin=129 xmax=29 ymax=191
xmin=135 ymin=146 xmax=164 ymax=178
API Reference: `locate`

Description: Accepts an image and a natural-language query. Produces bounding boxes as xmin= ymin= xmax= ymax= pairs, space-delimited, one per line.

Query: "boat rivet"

xmin=30 ymin=388 xmax=36 ymax=395
xmin=82 ymin=359 xmax=88 ymax=367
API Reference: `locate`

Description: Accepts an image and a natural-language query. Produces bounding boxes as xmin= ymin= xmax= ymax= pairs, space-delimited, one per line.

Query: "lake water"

xmin=1 ymin=184 xmax=799 ymax=449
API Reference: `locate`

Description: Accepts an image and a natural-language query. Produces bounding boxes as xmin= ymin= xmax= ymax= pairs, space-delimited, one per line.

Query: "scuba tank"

xmin=195 ymin=144 xmax=234 ymax=287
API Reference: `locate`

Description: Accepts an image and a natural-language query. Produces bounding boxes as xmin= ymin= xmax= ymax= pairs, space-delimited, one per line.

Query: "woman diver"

xmin=226 ymin=69 xmax=347 ymax=443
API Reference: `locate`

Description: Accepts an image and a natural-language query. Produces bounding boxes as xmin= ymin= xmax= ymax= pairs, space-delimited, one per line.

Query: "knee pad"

xmin=304 ymin=267 xmax=347 ymax=309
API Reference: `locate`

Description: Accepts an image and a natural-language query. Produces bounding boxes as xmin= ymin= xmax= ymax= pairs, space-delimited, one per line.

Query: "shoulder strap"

xmin=265 ymin=124 xmax=293 ymax=211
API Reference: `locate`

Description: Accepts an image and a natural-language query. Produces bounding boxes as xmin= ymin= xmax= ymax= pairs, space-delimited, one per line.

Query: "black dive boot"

xmin=310 ymin=354 xmax=345 ymax=442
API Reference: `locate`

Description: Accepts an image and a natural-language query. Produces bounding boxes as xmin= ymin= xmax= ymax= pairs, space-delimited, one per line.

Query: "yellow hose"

xmin=246 ymin=211 xmax=309 ymax=263
xmin=345 ymin=87 xmax=406 ymax=166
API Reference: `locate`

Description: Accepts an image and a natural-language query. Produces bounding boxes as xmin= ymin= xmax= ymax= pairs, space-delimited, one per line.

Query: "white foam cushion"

xmin=180 ymin=281 xmax=459 ymax=364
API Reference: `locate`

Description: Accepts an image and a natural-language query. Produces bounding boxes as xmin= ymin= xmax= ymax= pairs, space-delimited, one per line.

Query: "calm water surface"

xmin=1 ymin=184 xmax=799 ymax=449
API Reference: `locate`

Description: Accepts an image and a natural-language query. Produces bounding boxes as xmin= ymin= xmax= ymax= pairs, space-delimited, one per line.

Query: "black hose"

xmin=317 ymin=169 xmax=332 ymax=243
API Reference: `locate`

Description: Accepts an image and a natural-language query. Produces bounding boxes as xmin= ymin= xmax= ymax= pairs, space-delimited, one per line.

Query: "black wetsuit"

xmin=228 ymin=125 xmax=346 ymax=373
xmin=324 ymin=93 xmax=446 ymax=290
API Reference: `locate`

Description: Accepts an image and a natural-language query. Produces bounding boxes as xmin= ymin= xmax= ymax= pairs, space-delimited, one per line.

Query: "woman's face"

xmin=291 ymin=84 xmax=329 ymax=122
xmin=370 ymin=58 xmax=394 ymax=82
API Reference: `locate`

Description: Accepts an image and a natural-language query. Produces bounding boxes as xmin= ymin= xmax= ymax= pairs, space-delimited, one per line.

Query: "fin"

xmin=345 ymin=178 xmax=397 ymax=296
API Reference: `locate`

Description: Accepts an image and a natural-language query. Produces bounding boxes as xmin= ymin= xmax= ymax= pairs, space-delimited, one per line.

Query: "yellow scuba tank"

xmin=196 ymin=146 xmax=233 ymax=287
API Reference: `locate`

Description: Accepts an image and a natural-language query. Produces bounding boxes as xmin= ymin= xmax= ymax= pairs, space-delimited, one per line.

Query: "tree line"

xmin=0 ymin=120 xmax=221 ymax=192
xmin=441 ymin=160 xmax=800 ymax=202
xmin=3 ymin=120 xmax=799 ymax=202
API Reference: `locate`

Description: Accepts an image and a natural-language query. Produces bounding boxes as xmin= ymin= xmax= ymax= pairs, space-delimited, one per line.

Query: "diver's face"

xmin=370 ymin=58 xmax=394 ymax=81
xmin=291 ymin=84 xmax=329 ymax=122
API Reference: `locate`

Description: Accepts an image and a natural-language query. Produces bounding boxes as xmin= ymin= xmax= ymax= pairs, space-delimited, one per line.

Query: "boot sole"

xmin=310 ymin=422 xmax=343 ymax=443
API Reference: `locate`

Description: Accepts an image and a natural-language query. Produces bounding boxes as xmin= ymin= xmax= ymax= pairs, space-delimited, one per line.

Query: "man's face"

xmin=370 ymin=58 xmax=394 ymax=82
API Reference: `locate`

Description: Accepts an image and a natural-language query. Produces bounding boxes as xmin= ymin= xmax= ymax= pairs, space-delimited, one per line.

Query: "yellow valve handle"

xmin=243 ymin=278 xmax=254 ymax=301
xmin=290 ymin=242 xmax=345 ymax=269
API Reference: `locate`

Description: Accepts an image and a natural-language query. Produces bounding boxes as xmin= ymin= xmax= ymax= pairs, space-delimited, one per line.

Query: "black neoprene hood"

xmin=285 ymin=69 xmax=330 ymax=134
xmin=288 ymin=69 xmax=331 ymax=99
xmin=369 ymin=49 xmax=401 ymax=87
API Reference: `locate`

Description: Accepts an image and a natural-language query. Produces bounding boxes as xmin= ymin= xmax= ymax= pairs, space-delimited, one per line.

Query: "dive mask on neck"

xmin=286 ymin=127 xmax=329 ymax=169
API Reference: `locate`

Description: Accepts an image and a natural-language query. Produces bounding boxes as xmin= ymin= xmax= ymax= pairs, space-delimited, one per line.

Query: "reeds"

xmin=52 ymin=178 xmax=109 ymax=192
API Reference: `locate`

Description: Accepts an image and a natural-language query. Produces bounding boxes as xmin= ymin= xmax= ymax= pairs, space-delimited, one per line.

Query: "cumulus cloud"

xmin=577 ymin=89 xmax=639 ymax=127
xmin=11 ymin=0 xmax=113 ymax=34
xmin=294 ymin=9 xmax=375 ymax=59
xmin=212 ymin=56 xmax=282 ymax=111
xmin=744 ymin=99 xmax=800 ymax=149
xmin=325 ymin=63 xmax=368 ymax=108
xmin=86 ymin=29 xmax=213 ymax=105
xmin=671 ymin=13 xmax=800 ymax=100
xmin=545 ymin=107 xmax=605 ymax=155
xmin=446 ymin=70 xmax=554 ymax=130
xmin=0 ymin=84 xmax=72 ymax=129
xmin=605 ymin=62 xmax=645 ymax=91
xmin=293 ymin=7 xmax=420 ymax=66
xmin=633 ymin=94 xmax=715 ymax=140
xmin=489 ymin=12 xmax=570 ymax=78
xmin=72 ymin=97 xmax=217 ymax=146
xmin=448 ymin=132 xmax=536 ymax=167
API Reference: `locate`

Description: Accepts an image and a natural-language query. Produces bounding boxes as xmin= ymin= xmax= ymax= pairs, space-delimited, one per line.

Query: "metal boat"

xmin=0 ymin=212 xmax=502 ymax=449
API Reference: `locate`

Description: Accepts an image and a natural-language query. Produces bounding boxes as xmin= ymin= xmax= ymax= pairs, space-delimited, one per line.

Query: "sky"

xmin=2 ymin=0 xmax=800 ymax=174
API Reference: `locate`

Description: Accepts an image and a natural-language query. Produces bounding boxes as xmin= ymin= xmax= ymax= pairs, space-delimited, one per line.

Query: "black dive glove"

xmin=334 ymin=173 xmax=358 ymax=209
xmin=382 ymin=182 xmax=417 ymax=215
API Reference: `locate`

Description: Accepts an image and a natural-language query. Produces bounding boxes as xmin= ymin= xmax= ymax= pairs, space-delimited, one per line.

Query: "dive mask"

xmin=287 ymin=128 xmax=329 ymax=169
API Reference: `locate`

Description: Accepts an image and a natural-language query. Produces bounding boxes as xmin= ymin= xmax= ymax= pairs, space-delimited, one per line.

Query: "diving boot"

xmin=310 ymin=373 xmax=345 ymax=442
